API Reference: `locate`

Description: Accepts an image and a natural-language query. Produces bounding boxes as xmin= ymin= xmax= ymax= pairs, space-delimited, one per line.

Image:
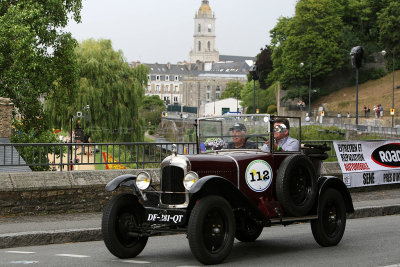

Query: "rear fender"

xmin=316 ymin=176 xmax=354 ymax=213
xmin=188 ymin=176 xmax=268 ymax=224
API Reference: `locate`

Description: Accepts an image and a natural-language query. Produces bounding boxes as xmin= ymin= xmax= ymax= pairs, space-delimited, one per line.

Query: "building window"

xmin=147 ymin=75 xmax=150 ymax=80
xmin=207 ymin=92 xmax=210 ymax=100
xmin=156 ymin=75 xmax=160 ymax=81
xmin=165 ymin=85 xmax=169 ymax=92
xmin=147 ymin=84 xmax=151 ymax=92
xmin=173 ymin=96 xmax=178 ymax=103
xmin=216 ymin=86 xmax=221 ymax=99
xmin=198 ymin=24 xmax=201 ymax=32
xmin=174 ymin=76 xmax=179 ymax=81
xmin=207 ymin=41 xmax=211 ymax=51
xmin=198 ymin=41 xmax=201 ymax=52
xmin=174 ymin=85 xmax=179 ymax=92
xmin=208 ymin=24 xmax=212 ymax=32
xmin=165 ymin=75 xmax=169 ymax=81
xmin=156 ymin=85 xmax=160 ymax=92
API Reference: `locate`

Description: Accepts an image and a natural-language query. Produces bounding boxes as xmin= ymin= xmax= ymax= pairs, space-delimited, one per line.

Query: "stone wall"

xmin=0 ymin=169 xmax=160 ymax=216
xmin=0 ymin=163 xmax=340 ymax=216
xmin=0 ymin=97 xmax=13 ymax=139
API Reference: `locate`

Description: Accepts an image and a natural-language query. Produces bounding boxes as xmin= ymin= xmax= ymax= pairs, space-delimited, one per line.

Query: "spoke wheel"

xmin=102 ymin=194 xmax=148 ymax=258
xmin=188 ymin=196 xmax=235 ymax=265
xmin=311 ymin=188 xmax=346 ymax=247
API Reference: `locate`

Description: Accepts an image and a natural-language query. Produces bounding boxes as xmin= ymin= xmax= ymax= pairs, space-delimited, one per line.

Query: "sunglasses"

xmin=273 ymin=124 xmax=287 ymax=133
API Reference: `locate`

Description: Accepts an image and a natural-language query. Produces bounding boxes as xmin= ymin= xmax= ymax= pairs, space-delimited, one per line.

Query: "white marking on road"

xmin=380 ymin=264 xmax=400 ymax=267
xmin=10 ymin=261 xmax=39 ymax=264
xmin=112 ymin=259 xmax=151 ymax=264
xmin=6 ymin=251 xmax=36 ymax=254
xmin=55 ymin=253 xmax=90 ymax=258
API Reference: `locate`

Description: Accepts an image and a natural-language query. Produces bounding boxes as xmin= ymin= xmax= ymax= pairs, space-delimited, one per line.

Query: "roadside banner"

xmin=333 ymin=140 xmax=400 ymax=187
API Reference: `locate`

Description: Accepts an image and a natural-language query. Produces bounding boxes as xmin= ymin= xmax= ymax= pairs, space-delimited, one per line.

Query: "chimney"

xmin=167 ymin=62 xmax=171 ymax=70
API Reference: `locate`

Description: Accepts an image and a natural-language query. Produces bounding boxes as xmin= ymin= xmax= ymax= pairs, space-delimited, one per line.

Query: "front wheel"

xmin=311 ymin=188 xmax=346 ymax=246
xmin=102 ymin=193 xmax=148 ymax=258
xmin=187 ymin=195 xmax=235 ymax=265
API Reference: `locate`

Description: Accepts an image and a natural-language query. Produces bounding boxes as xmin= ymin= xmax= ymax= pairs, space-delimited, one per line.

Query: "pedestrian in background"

xmin=380 ymin=104 xmax=383 ymax=117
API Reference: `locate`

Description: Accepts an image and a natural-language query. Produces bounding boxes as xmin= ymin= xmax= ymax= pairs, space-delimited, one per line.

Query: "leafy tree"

xmin=140 ymin=95 xmax=165 ymax=128
xmin=0 ymin=0 xmax=82 ymax=134
xmin=45 ymin=39 xmax=147 ymax=142
xmin=221 ymin=80 xmax=244 ymax=100
xmin=241 ymin=81 xmax=277 ymax=114
xmin=377 ymin=1 xmax=400 ymax=70
xmin=256 ymin=46 xmax=273 ymax=89
xmin=280 ymin=0 xmax=344 ymax=87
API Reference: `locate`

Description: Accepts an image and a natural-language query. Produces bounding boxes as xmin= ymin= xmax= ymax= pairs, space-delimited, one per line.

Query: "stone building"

xmin=132 ymin=0 xmax=255 ymax=116
xmin=189 ymin=0 xmax=219 ymax=63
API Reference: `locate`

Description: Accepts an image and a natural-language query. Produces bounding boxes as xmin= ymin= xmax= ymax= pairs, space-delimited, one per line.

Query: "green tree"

xmin=45 ymin=39 xmax=147 ymax=142
xmin=241 ymin=81 xmax=277 ymax=114
xmin=221 ymin=80 xmax=244 ymax=100
xmin=140 ymin=95 xmax=165 ymax=128
xmin=377 ymin=1 xmax=400 ymax=70
xmin=0 ymin=0 xmax=82 ymax=133
xmin=256 ymin=46 xmax=273 ymax=89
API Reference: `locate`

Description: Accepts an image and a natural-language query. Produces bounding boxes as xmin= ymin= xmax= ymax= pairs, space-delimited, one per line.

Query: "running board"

xmin=270 ymin=215 xmax=318 ymax=224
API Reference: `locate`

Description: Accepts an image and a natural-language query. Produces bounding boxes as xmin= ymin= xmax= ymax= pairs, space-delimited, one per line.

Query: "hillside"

xmin=314 ymin=70 xmax=400 ymax=116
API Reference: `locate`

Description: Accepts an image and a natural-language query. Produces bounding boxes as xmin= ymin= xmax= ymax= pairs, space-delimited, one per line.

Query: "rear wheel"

xmin=102 ymin=193 xmax=148 ymax=258
xmin=311 ymin=188 xmax=346 ymax=246
xmin=188 ymin=195 xmax=235 ymax=265
xmin=235 ymin=218 xmax=263 ymax=242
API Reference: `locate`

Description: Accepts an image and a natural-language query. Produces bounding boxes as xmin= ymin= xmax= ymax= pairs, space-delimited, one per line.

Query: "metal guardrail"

xmin=2 ymin=139 xmax=386 ymax=171
xmin=0 ymin=142 xmax=197 ymax=171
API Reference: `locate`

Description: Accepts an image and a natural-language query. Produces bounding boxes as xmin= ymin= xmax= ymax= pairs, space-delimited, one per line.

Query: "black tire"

xmin=311 ymin=188 xmax=347 ymax=247
xmin=235 ymin=218 xmax=263 ymax=242
xmin=276 ymin=154 xmax=317 ymax=216
xmin=102 ymin=193 xmax=148 ymax=258
xmin=187 ymin=195 xmax=235 ymax=265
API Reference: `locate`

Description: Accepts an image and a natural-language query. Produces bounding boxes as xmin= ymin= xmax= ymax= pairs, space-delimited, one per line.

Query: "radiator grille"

xmin=161 ymin=166 xmax=186 ymax=204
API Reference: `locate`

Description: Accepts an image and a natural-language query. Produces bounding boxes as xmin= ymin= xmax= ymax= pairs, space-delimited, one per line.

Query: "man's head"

xmin=230 ymin=123 xmax=246 ymax=147
xmin=273 ymin=118 xmax=290 ymax=141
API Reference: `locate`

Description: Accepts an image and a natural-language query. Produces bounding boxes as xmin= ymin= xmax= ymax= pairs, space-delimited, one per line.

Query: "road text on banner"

xmin=333 ymin=140 xmax=400 ymax=187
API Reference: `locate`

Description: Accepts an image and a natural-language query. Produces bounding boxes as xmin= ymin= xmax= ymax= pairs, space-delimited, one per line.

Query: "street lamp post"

xmin=382 ymin=49 xmax=395 ymax=127
xmin=300 ymin=62 xmax=313 ymax=116
xmin=249 ymin=64 xmax=259 ymax=114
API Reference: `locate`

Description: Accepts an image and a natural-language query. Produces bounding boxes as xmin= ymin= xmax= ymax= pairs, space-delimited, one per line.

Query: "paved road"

xmin=1 ymin=215 xmax=399 ymax=267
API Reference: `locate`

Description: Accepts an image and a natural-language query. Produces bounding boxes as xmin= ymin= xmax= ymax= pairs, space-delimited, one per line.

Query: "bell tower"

xmin=189 ymin=0 xmax=219 ymax=63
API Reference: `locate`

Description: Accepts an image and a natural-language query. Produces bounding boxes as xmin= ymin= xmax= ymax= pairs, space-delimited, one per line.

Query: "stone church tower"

xmin=189 ymin=0 xmax=219 ymax=63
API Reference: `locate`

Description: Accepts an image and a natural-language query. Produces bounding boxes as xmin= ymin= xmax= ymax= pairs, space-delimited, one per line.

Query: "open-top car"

xmin=102 ymin=114 xmax=354 ymax=265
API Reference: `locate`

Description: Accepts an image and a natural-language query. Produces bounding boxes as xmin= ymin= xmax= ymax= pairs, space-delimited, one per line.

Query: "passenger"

xmin=261 ymin=118 xmax=300 ymax=152
xmin=226 ymin=123 xmax=257 ymax=149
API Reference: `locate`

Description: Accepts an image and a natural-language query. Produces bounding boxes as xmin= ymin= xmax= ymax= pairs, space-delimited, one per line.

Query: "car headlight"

xmin=136 ymin=172 xmax=151 ymax=190
xmin=183 ymin=171 xmax=199 ymax=190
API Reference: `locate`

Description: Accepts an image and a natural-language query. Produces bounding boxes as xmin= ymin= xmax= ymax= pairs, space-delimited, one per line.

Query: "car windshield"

xmin=196 ymin=114 xmax=301 ymax=152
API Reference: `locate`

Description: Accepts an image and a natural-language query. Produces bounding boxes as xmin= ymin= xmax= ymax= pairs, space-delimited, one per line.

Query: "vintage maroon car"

xmin=102 ymin=114 xmax=354 ymax=265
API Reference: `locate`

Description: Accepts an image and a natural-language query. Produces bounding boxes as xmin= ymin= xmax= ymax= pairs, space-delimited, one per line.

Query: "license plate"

xmin=145 ymin=208 xmax=186 ymax=225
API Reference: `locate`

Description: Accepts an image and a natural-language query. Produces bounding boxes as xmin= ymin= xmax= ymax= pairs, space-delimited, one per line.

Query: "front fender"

xmin=188 ymin=176 xmax=268 ymax=223
xmin=105 ymin=174 xmax=137 ymax=192
xmin=317 ymin=176 xmax=354 ymax=213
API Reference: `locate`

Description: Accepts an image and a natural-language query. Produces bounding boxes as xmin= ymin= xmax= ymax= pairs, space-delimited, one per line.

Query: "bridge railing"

xmin=0 ymin=142 xmax=197 ymax=171
xmin=2 ymin=140 xmax=385 ymax=171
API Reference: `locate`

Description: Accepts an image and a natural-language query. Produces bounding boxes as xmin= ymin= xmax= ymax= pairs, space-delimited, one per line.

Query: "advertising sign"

xmin=333 ymin=140 xmax=400 ymax=187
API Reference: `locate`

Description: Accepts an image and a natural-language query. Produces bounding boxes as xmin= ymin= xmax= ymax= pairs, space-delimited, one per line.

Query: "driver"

xmin=226 ymin=123 xmax=257 ymax=149
xmin=261 ymin=118 xmax=299 ymax=152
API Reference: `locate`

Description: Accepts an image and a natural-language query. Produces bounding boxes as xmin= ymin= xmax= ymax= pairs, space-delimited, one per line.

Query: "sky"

xmin=65 ymin=0 xmax=298 ymax=64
